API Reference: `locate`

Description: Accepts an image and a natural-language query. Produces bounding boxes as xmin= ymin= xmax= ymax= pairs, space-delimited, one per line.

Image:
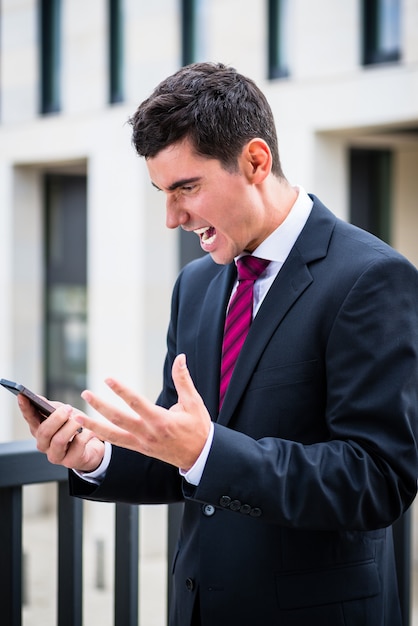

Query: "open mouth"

xmin=194 ymin=226 xmax=216 ymax=246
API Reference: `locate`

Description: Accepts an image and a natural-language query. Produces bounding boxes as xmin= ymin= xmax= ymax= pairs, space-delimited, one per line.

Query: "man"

xmin=20 ymin=63 xmax=418 ymax=625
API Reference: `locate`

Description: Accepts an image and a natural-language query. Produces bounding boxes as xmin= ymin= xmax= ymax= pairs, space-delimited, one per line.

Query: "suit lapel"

xmin=217 ymin=198 xmax=336 ymax=426
xmin=217 ymin=250 xmax=313 ymax=424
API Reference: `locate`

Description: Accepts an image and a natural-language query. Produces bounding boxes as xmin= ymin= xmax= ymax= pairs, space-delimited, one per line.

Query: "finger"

xmin=81 ymin=386 xmax=147 ymax=426
xmin=61 ymin=434 xmax=106 ymax=472
xmin=47 ymin=422 xmax=99 ymax=467
xmin=77 ymin=393 xmax=141 ymax=446
xmin=17 ymin=394 xmax=43 ymax=431
xmin=102 ymin=378 xmax=158 ymax=418
xmin=18 ymin=394 xmax=65 ymax=431
xmin=36 ymin=405 xmax=74 ymax=453
xmin=171 ymin=353 xmax=205 ymax=411
xmin=46 ymin=421 xmax=81 ymax=463
xmin=76 ymin=412 xmax=144 ymax=452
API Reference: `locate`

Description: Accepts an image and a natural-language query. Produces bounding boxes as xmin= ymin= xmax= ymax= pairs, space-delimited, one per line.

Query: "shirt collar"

xmin=238 ymin=186 xmax=313 ymax=265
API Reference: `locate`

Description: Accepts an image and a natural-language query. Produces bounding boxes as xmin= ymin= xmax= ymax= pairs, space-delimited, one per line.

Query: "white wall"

xmin=394 ymin=147 xmax=418 ymax=266
xmin=0 ymin=3 xmax=417 ymax=622
xmin=0 ymin=0 xmax=38 ymax=123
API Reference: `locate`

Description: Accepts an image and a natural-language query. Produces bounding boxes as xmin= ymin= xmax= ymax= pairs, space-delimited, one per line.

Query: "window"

xmin=181 ymin=0 xmax=208 ymax=66
xmin=268 ymin=0 xmax=290 ymax=79
xmin=109 ymin=0 xmax=124 ymax=103
xmin=349 ymin=149 xmax=392 ymax=244
xmin=179 ymin=230 xmax=205 ymax=268
xmin=44 ymin=175 xmax=87 ymax=406
xmin=362 ymin=0 xmax=401 ymax=65
xmin=39 ymin=0 xmax=62 ymax=114
xmin=179 ymin=0 xmax=208 ymax=266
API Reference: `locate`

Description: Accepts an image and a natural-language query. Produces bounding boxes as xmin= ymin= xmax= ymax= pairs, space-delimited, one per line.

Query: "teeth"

xmin=194 ymin=227 xmax=210 ymax=235
xmin=194 ymin=226 xmax=216 ymax=245
xmin=203 ymin=232 xmax=216 ymax=245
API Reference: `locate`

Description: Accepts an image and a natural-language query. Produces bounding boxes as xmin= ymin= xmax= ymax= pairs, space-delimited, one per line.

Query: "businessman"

xmin=20 ymin=63 xmax=418 ymax=625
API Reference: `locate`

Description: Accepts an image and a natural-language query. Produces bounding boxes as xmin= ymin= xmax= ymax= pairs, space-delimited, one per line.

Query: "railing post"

xmin=57 ymin=480 xmax=83 ymax=626
xmin=0 ymin=486 xmax=23 ymax=626
xmin=114 ymin=502 xmax=139 ymax=626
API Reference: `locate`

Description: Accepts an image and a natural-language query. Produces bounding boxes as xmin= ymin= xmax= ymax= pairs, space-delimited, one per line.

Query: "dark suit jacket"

xmin=70 ymin=196 xmax=418 ymax=626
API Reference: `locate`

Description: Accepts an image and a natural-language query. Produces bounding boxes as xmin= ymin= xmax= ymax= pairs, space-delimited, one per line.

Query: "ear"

xmin=241 ymin=139 xmax=272 ymax=183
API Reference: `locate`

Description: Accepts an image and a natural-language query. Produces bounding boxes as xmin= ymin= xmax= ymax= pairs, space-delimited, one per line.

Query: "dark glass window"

xmin=39 ymin=0 xmax=62 ymax=114
xmin=109 ymin=0 xmax=124 ymax=103
xmin=179 ymin=0 xmax=207 ymax=266
xmin=349 ymin=148 xmax=392 ymax=244
xmin=182 ymin=0 xmax=195 ymax=65
xmin=268 ymin=0 xmax=290 ymax=79
xmin=181 ymin=0 xmax=208 ymax=66
xmin=179 ymin=230 xmax=205 ymax=268
xmin=362 ymin=0 xmax=401 ymax=65
xmin=44 ymin=175 xmax=87 ymax=406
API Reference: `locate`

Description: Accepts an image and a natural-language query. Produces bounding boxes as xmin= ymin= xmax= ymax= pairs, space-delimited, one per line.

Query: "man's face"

xmin=147 ymin=139 xmax=269 ymax=265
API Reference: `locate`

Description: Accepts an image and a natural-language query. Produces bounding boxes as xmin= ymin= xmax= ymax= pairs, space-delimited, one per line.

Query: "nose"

xmin=165 ymin=195 xmax=189 ymax=230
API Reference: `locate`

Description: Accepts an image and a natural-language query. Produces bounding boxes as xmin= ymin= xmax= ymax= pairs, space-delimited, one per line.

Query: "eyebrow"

xmin=151 ymin=177 xmax=201 ymax=192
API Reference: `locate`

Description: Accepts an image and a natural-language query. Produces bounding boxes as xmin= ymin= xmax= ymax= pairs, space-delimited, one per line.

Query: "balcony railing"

xmin=0 ymin=439 xmax=412 ymax=626
xmin=0 ymin=439 xmax=144 ymax=626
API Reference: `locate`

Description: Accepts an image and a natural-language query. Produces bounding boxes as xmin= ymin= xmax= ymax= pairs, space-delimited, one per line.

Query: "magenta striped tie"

xmin=219 ymin=255 xmax=270 ymax=409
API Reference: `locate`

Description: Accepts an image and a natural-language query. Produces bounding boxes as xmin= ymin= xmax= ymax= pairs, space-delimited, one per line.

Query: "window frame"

xmin=267 ymin=0 xmax=290 ymax=80
xmin=108 ymin=0 xmax=124 ymax=104
xmin=39 ymin=0 xmax=62 ymax=114
xmin=44 ymin=174 xmax=88 ymax=406
xmin=349 ymin=148 xmax=392 ymax=244
xmin=362 ymin=0 xmax=401 ymax=66
xmin=181 ymin=0 xmax=196 ymax=66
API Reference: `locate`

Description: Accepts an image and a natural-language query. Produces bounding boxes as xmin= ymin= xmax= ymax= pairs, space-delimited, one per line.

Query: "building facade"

xmin=1 ymin=1 xmax=417 ymax=624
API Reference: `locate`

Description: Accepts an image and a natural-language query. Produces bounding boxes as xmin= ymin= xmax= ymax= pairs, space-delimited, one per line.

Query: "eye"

xmin=182 ymin=184 xmax=198 ymax=194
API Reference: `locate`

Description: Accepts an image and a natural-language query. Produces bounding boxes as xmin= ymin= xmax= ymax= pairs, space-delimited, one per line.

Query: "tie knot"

xmin=236 ymin=255 xmax=270 ymax=281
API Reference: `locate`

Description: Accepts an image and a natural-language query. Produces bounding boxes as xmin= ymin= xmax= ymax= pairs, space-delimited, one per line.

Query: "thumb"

xmin=172 ymin=353 xmax=203 ymax=410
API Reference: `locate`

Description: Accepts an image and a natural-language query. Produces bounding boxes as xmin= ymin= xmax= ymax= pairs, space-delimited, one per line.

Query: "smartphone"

xmin=0 ymin=378 xmax=55 ymax=419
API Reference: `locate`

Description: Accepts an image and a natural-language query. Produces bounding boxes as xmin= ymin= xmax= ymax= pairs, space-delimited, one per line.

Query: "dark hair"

xmin=128 ymin=62 xmax=284 ymax=177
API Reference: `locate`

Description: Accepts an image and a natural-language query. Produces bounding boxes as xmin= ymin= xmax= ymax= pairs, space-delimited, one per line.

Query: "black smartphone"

xmin=0 ymin=378 xmax=55 ymax=419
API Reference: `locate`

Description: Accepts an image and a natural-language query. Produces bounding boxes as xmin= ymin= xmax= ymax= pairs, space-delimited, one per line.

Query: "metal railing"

xmin=0 ymin=440 xmax=412 ymax=626
xmin=0 ymin=439 xmax=140 ymax=626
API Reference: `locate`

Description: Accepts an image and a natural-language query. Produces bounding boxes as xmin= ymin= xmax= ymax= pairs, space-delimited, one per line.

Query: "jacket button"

xmin=219 ymin=496 xmax=231 ymax=508
xmin=239 ymin=504 xmax=251 ymax=515
xmin=250 ymin=507 xmax=262 ymax=517
xmin=185 ymin=577 xmax=195 ymax=591
xmin=202 ymin=504 xmax=216 ymax=517
xmin=229 ymin=499 xmax=241 ymax=511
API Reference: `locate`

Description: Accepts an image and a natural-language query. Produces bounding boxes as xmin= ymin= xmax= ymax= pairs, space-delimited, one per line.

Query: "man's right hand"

xmin=18 ymin=394 xmax=105 ymax=472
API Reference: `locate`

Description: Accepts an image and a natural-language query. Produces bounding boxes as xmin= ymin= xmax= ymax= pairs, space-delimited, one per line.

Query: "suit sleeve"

xmin=189 ymin=254 xmax=418 ymax=531
xmin=69 ymin=444 xmax=184 ymax=504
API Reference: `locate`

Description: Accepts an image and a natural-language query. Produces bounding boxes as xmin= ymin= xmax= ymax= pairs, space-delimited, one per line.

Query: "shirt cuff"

xmin=72 ymin=440 xmax=112 ymax=485
xmin=179 ymin=422 xmax=214 ymax=486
